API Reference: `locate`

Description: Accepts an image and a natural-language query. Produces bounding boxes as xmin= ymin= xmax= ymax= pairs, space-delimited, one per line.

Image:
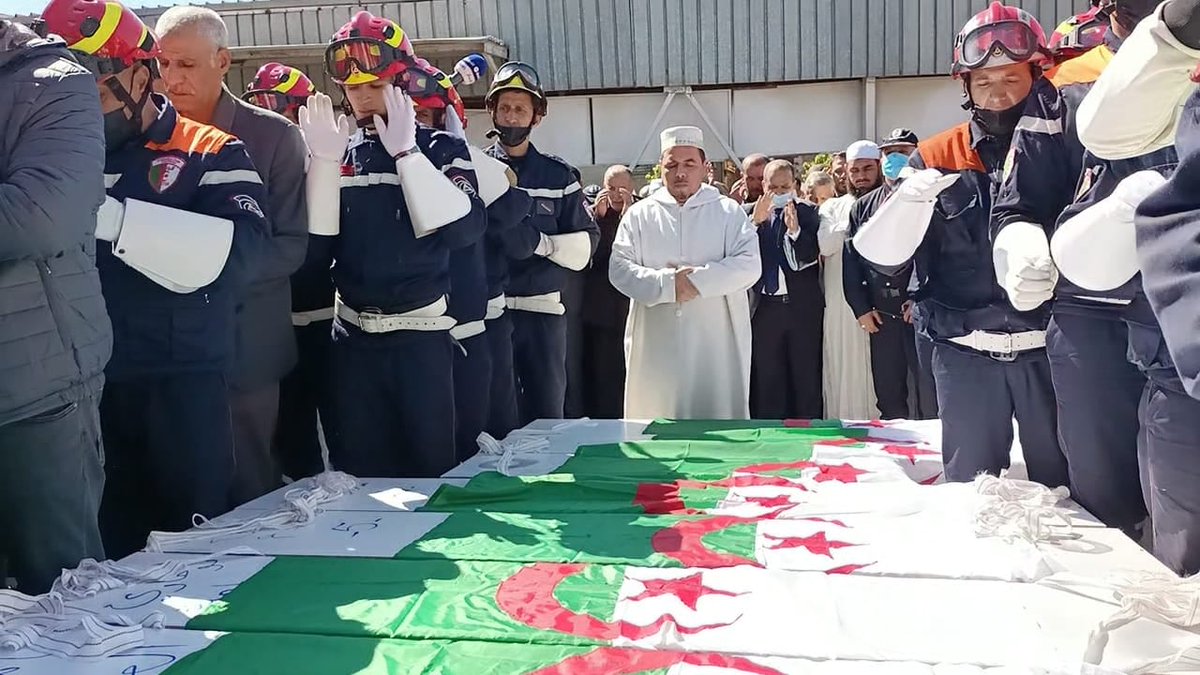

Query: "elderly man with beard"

xmin=816 ymin=144 xmax=878 ymax=420
xmin=610 ymin=126 xmax=760 ymax=419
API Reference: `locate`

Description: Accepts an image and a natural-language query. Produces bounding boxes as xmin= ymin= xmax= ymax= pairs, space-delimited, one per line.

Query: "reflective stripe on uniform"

xmin=520 ymin=182 xmax=582 ymax=199
xmin=439 ymin=158 xmax=474 ymax=173
xmin=198 ymin=169 xmax=263 ymax=186
xmin=1015 ymin=116 xmax=1063 ymax=135
xmin=340 ymin=173 xmax=401 ymax=187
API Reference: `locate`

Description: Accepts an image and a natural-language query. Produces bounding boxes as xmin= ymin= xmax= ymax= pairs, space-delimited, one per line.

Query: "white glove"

xmin=1051 ymin=170 xmax=1168 ymax=291
xmin=895 ymin=168 xmax=961 ymax=202
xmin=993 ymin=221 xmax=1058 ymax=312
xmin=534 ymin=232 xmax=555 ymax=257
xmin=374 ymin=85 xmax=418 ymax=160
xmin=298 ymin=92 xmax=351 ymax=163
xmin=96 ymin=196 xmax=125 ymax=242
xmin=444 ymin=107 xmax=467 ymax=140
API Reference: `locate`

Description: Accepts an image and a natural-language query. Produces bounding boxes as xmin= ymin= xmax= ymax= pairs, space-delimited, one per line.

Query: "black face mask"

xmin=489 ymin=124 xmax=533 ymax=148
xmin=972 ymin=99 xmax=1026 ymax=139
xmin=102 ymin=69 xmax=152 ymax=153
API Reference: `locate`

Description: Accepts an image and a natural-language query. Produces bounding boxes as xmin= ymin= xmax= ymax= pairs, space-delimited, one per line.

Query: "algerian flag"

xmin=754 ymin=513 xmax=1057 ymax=581
xmin=609 ymin=566 xmax=1197 ymax=670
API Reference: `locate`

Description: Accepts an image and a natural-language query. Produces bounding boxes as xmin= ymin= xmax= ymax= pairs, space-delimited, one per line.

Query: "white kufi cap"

xmin=846 ymin=140 xmax=881 ymax=162
xmin=661 ymin=125 xmax=705 ymax=154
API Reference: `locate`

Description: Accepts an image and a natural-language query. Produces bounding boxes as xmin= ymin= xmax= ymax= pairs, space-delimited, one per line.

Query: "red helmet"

xmin=952 ymin=2 xmax=1050 ymax=78
xmin=324 ymin=11 xmax=416 ymax=86
xmin=1048 ymin=5 xmax=1109 ymax=63
xmin=406 ymin=57 xmax=467 ymax=129
xmin=40 ymin=0 xmax=159 ymax=76
xmin=243 ymin=62 xmax=316 ymax=115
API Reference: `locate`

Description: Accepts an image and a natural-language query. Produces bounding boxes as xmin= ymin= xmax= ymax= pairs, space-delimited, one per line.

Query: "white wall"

xmin=875 ymin=76 xmax=969 ymax=144
xmin=462 ymin=75 xmax=971 ymax=171
xmin=591 ymin=90 xmax=734 ymax=166
xmin=732 ymin=81 xmax=864 ymax=156
xmin=465 ymin=97 xmax=594 ymax=167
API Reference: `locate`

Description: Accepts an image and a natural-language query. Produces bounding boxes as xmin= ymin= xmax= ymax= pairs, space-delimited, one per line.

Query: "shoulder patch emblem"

xmin=451 ymin=174 xmax=477 ymax=197
xmin=232 ymin=194 xmax=265 ymax=219
xmin=148 ymin=156 xmax=186 ymax=193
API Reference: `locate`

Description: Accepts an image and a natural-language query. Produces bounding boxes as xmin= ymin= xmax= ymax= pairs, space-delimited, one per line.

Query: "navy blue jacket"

xmin=485 ymin=143 xmax=599 ymax=298
xmin=101 ymin=96 xmax=269 ymax=381
xmin=484 ymin=185 xmax=534 ymax=300
xmin=993 ymin=40 xmax=1176 ymax=317
xmin=751 ymin=199 xmax=821 ymax=302
xmin=312 ymin=126 xmax=486 ymax=332
xmin=844 ymin=183 xmax=914 ymax=319
xmin=1137 ymin=89 xmax=1200 ymax=400
xmin=886 ymin=110 xmax=1051 ymax=343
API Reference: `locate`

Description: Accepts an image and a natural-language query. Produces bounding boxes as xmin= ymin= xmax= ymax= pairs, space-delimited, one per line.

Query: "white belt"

xmin=485 ymin=294 xmax=506 ymax=320
xmin=450 ymin=319 xmax=487 ymax=341
xmin=506 ymin=291 xmax=565 ymax=316
xmin=949 ymin=330 xmax=1046 ymax=355
xmin=292 ymin=307 xmax=335 ymax=327
xmin=335 ymin=295 xmax=456 ymax=334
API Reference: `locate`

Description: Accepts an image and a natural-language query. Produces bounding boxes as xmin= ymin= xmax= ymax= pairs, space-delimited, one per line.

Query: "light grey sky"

xmin=6 ymin=0 xmax=196 ymax=17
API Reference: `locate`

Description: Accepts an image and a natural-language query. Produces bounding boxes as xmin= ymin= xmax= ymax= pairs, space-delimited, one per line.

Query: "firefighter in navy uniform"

xmin=407 ymin=57 xmax=519 ymax=460
xmin=1069 ymin=0 xmax=1200 ymax=574
xmin=243 ymin=62 xmax=335 ymax=479
xmin=991 ymin=0 xmax=1162 ymax=538
xmin=484 ymin=62 xmax=600 ymax=424
xmin=39 ymin=0 xmax=268 ymax=557
xmin=300 ymin=11 xmax=486 ymax=478
xmin=853 ymin=3 xmax=1068 ymax=488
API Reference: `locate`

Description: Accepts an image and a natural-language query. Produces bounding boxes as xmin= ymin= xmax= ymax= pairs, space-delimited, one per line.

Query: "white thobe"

xmin=818 ymin=195 xmax=877 ymax=420
xmin=609 ymin=184 xmax=761 ymax=420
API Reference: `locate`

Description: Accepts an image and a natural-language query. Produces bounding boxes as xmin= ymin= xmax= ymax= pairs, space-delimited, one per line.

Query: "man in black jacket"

xmin=748 ymin=159 xmax=823 ymax=418
xmin=0 ymin=19 xmax=111 ymax=593
xmin=843 ymin=132 xmax=936 ymax=419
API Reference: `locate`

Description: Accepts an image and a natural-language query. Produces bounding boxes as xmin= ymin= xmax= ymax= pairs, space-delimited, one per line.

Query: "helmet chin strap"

xmin=104 ymin=63 xmax=153 ymax=128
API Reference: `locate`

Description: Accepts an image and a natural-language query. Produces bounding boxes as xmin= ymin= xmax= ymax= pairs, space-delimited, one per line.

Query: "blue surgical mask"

xmin=882 ymin=152 xmax=909 ymax=181
xmin=771 ymin=191 xmax=795 ymax=208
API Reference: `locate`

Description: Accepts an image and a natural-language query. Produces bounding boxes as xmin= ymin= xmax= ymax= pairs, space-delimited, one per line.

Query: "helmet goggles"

xmin=959 ymin=20 xmax=1042 ymax=71
xmin=325 ymin=38 xmax=410 ymax=84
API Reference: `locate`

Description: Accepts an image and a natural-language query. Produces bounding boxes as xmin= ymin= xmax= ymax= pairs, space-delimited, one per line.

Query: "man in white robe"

xmin=609 ymin=126 xmax=761 ymax=419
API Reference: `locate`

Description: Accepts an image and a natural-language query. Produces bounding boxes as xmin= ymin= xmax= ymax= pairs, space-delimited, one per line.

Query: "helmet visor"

xmin=326 ymin=39 xmax=400 ymax=83
xmin=960 ymin=21 xmax=1040 ymax=70
xmin=243 ymin=90 xmax=291 ymax=113
xmin=403 ymin=68 xmax=447 ymax=100
xmin=493 ymin=62 xmax=542 ymax=93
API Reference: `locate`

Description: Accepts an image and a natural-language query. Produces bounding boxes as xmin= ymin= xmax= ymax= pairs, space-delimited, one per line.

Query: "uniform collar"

xmin=144 ymin=94 xmax=178 ymax=145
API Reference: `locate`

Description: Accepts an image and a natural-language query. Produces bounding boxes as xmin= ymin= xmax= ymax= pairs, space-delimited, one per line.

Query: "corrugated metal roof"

xmin=136 ymin=0 xmax=1090 ymax=93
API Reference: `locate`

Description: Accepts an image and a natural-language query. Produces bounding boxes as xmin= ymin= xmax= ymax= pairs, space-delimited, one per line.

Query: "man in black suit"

xmin=748 ymin=159 xmax=823 ymax=418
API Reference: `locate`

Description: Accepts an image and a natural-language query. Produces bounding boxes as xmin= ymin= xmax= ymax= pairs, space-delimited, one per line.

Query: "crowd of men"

xmin=3 ymin=0 xmax=1200 ymax=596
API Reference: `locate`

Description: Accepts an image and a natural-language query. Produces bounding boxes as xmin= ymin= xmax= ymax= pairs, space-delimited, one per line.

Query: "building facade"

xmin=128 ymin=0 xmax=1089 ymax=175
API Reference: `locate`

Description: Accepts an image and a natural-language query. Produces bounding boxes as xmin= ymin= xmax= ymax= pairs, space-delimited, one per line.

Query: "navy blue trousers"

xmin=1046 ymin=311 xmax=1148 ymax=533
xmin=932 ymin=343 xmax=1067 ymax=487
xmin=485 ymin=312 xmax=519 ymax=438
xmin=511 ymin=310 xmax=567 ymax=425
xmin=453 ymin=331 xmax=492 ymax=463
xmin=273 ymin=320 xmax=336 ymax=481
xmin=328 ymin=329 xmax=456 ymax=478
xmin=1140 ymin=379 xmax=1200 ymax=575
xmin=99 ymin=373 xmax=235 ymax=559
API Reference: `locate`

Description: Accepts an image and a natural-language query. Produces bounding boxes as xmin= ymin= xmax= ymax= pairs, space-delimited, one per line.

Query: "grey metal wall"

xmin=139 ymin=0 xmax=1092 ymax=93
